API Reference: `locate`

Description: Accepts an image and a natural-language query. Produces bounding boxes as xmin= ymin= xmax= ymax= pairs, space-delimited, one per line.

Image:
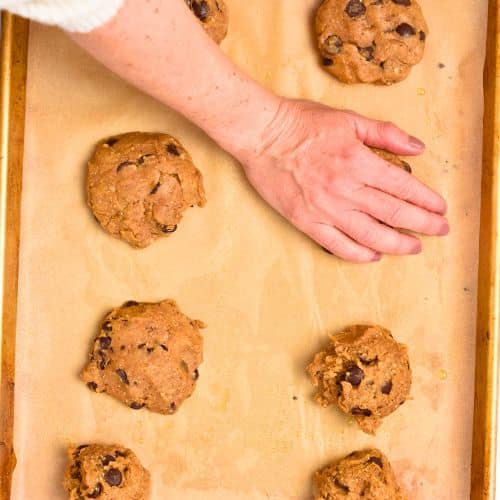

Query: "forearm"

xmin=70 ymin=0 xmax=280 ymax=157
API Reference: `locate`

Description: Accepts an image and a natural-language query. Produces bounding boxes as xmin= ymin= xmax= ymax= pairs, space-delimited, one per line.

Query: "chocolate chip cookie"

xmin=313 ymin=449 xmax=406 ymax=499
xmin=87 ymin=132 xmax=206 ymax=248
xmin=186 ymin=0 xmax=228 ymax=43
xmin=316 ymin=0 xmax=428 ymax=84
xmin=371 ymin=147 xmax=412 ymax=173
xmin=64 ymin=443 xmax=150 ymax=500
xmin=81 ymin=299 xmax=205 ymax=415
xmin=307 ymin=325 xmax=411 ymax=434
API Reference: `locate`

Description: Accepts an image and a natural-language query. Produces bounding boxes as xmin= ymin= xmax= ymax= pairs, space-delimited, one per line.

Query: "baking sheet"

xmin=9 ymin=0 xmax=487 ymax=498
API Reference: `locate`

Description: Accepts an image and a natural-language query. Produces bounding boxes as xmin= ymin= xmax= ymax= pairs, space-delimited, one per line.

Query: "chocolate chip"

xmin=116 ymin=160 xmax=135 ymax=173
xmin=368 ymin=456 xmax=384 ymax=468
xmin=345 ymin=0 xmax=366 ymax=17
xmin=359 ymin=355 xmax=378 ymax=365
xmin=102 ymin=455 xmax=115 ymax=466
xmin=381 ymin=380 xmax=393 ymax=394
xmin=392 ymin=0 xmax=411 ymax=4
xmin=359 ymin=45 xmax=375 ymax=61
xmin=87 ymin=483 xmax=102 ymax=498
xmin=419 ymin=30 xmax=426 ymax=41
xmin=115 ymin=450 xmax=127 ymax=458
xmin=160 ymin=344 xmax=168 ymax=351
xmin=87 ymin=382 xmax=98 ymax=392
xmin=346 ymin=365 xmax=365 ymax=386
xmin=396 ymin=23 xmax=416 ymax=37
xmin=137 ymin=343 xmax=146 ymax=349
xmin=193 ymin=369 xmax=200 ymax=380
xmin=116 ymin=369 xmax=129 ymax=385
xmin=129 ymin=402 xmax=145 ymax=410
xmin=158 ymin=224 xmax=177 ymax=233
xmin=120 ymin=345 xmax=126 ymax=351
xmin=192 ymin=1 xmax=210 ymax=21
xmin=102 ymin=321 xmax=112 ymax=332
xmin=293 ymin=396 xmax=298 ymax=400
xmin=70 ymin=467 xmax=81 ymax=480
xmin=98 ymin=351 xmax=108 ymax=370
xmin=99 ymin=336 xmax=112 ymax=349
xmin=166 ymin=143 xmax=180 ymax=156
xmin=137 ymin=154 xmax=154 ymax=164
xmin=324 ymin=35 xmax=343 ymax=55
xmin=123 ymin=300 xmax=139 ymax=307
xmin=322 ymin=57 xmax=334 ymax=66
xmin=401 ymin=161 xmax=412 ymax=173
xmin=147 ymin=347 xmax=154 ymax=353
xmin=150 ymin=182 xmax=161 ymax=195
xmin=169 ymin=402 xmax=177 ymax=412
xmin=334 ymin=478 xmax=350 ymax=492
xmin=104 ymin=468 xmax=122 ymax=487
xmin=351 ymin=407 xmax=372 ymax=416
xmin=438 ymin=63 xmax=446 ymax=69
xmin=76 ymin=444 xmax=89 ymax=452
xmin=105 ymin=138 xmax=118 ymax=147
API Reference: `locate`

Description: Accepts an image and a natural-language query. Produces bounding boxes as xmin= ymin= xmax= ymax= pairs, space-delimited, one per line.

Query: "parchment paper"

xmin=10 ymin=0 xmax=487 ymax=498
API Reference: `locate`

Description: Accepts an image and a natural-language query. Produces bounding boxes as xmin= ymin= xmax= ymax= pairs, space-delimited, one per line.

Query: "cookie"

xmin=371 ymin=147 xmax=412 ymax=173
xmin=81 ymin=299 xmax=205 ymax=415
xmin=186 ymin=0 xmax=228 ymax=43
xmin=307 ymin=325 xmax=411 ymax=434
xmin=87 ymin=132 xmax=206 ymax=248
xmin=64 ymin=443 xmax=150 ymax=500
xmin=316 ymin=0 xmax=428 ymax=84
xmin=313 ymin=449 xmax=406 ymax=499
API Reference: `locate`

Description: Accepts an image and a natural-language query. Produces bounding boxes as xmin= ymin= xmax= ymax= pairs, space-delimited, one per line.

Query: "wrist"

xmin=203 ymin=86 xmax=282 ymax=162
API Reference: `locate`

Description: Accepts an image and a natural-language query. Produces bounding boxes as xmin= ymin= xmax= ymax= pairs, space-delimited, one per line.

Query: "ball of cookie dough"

xmin=186 ymin=0 xmax=229 ymax=43
xmin=87 ymin=132 xmax=206 ymax=248
xmin=307 ymin=325 xmax=411 ymax=434
xmin=64 ymin=443 xmax=150 ymax=500
xmin=316 ymin=0 xmax=428 ymax=84
xmin=313 ymin=449 xmax=406 ymax=499
xmin=371 ymin=147 xmax=412 ymax=173
xmin=81 ymin=299 xmax=205 ymax=415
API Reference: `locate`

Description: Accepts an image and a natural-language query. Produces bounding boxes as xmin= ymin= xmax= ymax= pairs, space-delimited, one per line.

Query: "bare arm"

xmin=71 ymin=0 xmax=448 ymax=262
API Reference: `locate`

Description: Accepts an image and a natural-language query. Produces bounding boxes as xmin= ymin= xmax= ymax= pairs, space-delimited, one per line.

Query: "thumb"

xmin=350 ymin=114 xmax=425 ymax=156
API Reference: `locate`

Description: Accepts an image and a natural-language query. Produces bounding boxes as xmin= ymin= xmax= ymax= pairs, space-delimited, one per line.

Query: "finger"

xmin=358 ymin=150 xmax=448 ymax=215
xmin=305 ymin=221 xmax=381 ymax=263
xmin=348 ymin=113 xmax=425 ymax=156
xmin=335 ymin=211 xmax=422 ymax=255
xmin=352 ymin=187 xmax=450 ymax=236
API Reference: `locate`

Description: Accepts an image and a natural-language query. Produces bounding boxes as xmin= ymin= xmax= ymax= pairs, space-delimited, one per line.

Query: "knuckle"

xmin=355 ymin=225 xmax=378 ymax=247
xmin=394 ymin=176 xmax=414 ymax=200
xmin=384 ymin=205 xmax=404 ymax=227
xmin=376 ymin=120 xmax=395 ymax=137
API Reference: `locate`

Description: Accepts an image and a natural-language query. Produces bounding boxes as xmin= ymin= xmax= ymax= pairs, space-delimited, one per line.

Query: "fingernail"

xmin=408 ymin=135 xmax=425 ymax=150
xmin=371 ymin=253 xmax=382 ymax=262
xmin=439 ymin=221 xmax=450 ymax=236
xmin=412 ymin=244 xmax=422 ymax=255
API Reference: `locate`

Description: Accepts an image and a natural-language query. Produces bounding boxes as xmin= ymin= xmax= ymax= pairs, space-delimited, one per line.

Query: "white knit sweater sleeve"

xmin=0 ymin=0 xmax=124 ymax=32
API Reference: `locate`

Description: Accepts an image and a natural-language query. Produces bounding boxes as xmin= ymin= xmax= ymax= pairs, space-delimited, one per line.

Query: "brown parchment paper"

xmin=10 ymin=1 xmax=488 ymax=498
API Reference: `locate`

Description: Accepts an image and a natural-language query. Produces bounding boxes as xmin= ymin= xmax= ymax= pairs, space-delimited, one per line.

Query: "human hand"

xmin=237 ymin=99 xmax=449 ymax=263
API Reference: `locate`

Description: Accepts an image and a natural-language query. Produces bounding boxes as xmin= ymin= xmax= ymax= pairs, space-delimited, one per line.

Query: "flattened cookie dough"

xmin=307 ymin=325 xmax=411 ymax=434
xmin=371 ymin=147 xmax=412 ymax=173
xmin=313 ymin=449 xmax=406 ymax=500
xmin=186 ymin=0 xmax=229 ymax=43
xmin=64 ymin=443 xmax=150 ymax=500
xmin=81 ymin=299 xmax=205 ymax=414
xmin=316 ymin=0 xmax=428 ymax=84
xmin=87 ymin=132 xmax=206 ymax=248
